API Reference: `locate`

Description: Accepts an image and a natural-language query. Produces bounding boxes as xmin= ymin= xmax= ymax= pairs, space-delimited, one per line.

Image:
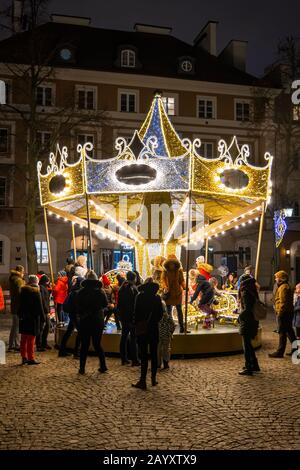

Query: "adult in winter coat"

xmin=8 ymin=265 xmax=25 ymax=351
xmin=238 ymin=275 xmax=260 ymax=375
xmin=161 ymin=255 xmax=186 ymax=333
xmin=65 ymin=257 xmax=75 ymax=291
xmin=19 ymin=275 xmax=44 ymax=365
xmin=151 ymin=255 xmax=166 ymax=292
xmin=76 ymin=271 xmax=108 ymax=375
xmin=36 ymin=275 xmax=52 ymax=351
xmin=132 ymin=281 xmax=164 ymax=389
xmin=53 ymin=271 xmax=68 ymax=323
xmin=269 ymin=271 xmax=297 ymax=358
xmin=293 ymin=283 xmax=300 ymax=338
xmin=158 ymin=303 xmax=176 ymax=370
xmin=59 ymin=276 xmax=83 ymax=358
xmin=118 ymin=271 xmax=140 ymax=366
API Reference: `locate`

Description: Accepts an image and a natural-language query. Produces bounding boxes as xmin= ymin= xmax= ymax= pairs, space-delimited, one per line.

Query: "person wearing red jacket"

xmin=52 ymin=271 xmax=68 ymax=323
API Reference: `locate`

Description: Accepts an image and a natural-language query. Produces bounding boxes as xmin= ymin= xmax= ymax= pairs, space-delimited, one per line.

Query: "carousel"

xmin=37 ymin=94 xmax=273 ymax=355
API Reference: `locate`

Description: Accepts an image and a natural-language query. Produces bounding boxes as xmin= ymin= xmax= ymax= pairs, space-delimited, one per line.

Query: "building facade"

xmin=0 ymin=15 xmax=298 ymax=287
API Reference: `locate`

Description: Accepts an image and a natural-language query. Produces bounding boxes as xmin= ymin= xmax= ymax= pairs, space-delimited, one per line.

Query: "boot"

xmin=239 ymin=369 xmax=253 ymax=376
xmin=151 ymin=376 xmax=158 ymax=386
xmin=163 ymin=360 xmax=169 ymax=370
xmin=269 ymin=351 xmax=284 ymax=358
xmin=132 ymin=380 xmax=147 ymax=390
xmin=27 ymin=360 xmax=40 ymax=365
xmin=21 ymin=358 xmax=28 ymax=365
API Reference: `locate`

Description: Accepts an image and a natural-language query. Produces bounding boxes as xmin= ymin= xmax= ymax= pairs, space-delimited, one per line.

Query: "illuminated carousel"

xmin=37 ymin=94 xmax=273 ymax=355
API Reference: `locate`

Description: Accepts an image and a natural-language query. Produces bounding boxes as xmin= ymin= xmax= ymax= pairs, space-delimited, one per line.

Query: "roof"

xmin=0 ymin=21 xmax=263 ymax=86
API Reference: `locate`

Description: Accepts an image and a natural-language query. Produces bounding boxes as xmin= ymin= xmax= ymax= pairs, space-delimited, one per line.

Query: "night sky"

xmin=2 ymin=0 xmax=300 ymax=76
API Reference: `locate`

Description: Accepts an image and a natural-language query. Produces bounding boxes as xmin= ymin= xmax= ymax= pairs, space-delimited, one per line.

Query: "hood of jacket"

xmin=22 ymin=285 xmax=40 ymax=293
xmin=163 ymin=259 xmax=181 ymax=272
xmin=81 ymin=279 xmax=102 ymax=289
xmin=139 ymin=282 xmax=160 ymax=296
xmin=57 ymin=276 xmax=68 ymax=285
xmin=10 ymin=269 xmax=24 ymax=280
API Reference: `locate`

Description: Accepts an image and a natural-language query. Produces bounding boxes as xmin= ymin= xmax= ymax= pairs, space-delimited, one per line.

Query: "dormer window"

xmin=121 ymin=49 xmax=136 ymax=68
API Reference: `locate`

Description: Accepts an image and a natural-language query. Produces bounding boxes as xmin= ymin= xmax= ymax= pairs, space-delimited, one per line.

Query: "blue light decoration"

xmin=274 ymin=210 xmax=287 ymax=248
xmin=142 ymin=97 xmax=168 ymax=157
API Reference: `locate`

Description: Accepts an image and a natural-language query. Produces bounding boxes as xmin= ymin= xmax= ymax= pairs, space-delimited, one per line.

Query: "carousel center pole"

xmin=204 ymin=237 xmax=209 ymax=263
xmin=184 ymin=191 xmax=192 ymax=334
xmin=85 ymin=192 xmax=94 ymax=271
xmin=255 ymin=202 xmax=266 ymax=280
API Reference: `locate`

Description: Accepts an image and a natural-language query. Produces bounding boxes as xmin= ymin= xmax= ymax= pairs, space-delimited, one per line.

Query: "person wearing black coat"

xmin=118 ymin=271 xmax=140 ymax=366
xmin=191 ymin=274 xmax=215 ymax=307
xmin=76 ymin=271 xmax=108 ymax=375
xmin=59 ymin=276 xmax=83 ymax=358
xmin=19 ymin=275 xmax=45 ymax=365
xmin=238 ymin=275 xmax=260 ymax=376
xmin=36 ymin=275 xmax=52 ymax=351
xmin=132 ymin=280 xmax=164 ymax=389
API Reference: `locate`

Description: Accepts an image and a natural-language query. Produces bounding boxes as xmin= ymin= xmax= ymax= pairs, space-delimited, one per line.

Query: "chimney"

xmin=219 ymin=40 xmax=248 ymax=72
xmin=12 ymin=0 xmax=23 ymax=33
xmin=51 ymin=14 xmax=91 ymax=26
xmin=193 ymin=21 xmax=218 ymax=56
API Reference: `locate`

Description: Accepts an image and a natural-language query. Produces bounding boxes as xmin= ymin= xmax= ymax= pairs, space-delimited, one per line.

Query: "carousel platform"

xmin=55 ymin=324 xmax=262 ymax=356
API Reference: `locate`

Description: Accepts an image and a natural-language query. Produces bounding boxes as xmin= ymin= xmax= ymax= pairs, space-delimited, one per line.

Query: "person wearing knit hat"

xmin=53 ymin=271 xmax=69 ymax=324
xmin=18 ymin=275 xmax=45 ymax=365
xmin=269 ymin=270 xmax=297 ymax=358
xmin=36 ymin=274 xmax=52 ymax=352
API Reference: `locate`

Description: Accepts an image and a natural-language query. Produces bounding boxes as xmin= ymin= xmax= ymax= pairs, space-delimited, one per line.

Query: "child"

xmin=158 ymin=302 xmax=176 ymax=369
xmin=102 ymin=274 xmax=121 ymax=330
xmin=52 ymin=271 xmax=68 ymax=324
xmin=293 ymin=283 xmax=300 ymax=339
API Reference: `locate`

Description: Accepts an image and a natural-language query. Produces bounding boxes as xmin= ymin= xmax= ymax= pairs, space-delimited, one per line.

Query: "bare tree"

xmin=0 ymin=1 xmax=107 ymax=272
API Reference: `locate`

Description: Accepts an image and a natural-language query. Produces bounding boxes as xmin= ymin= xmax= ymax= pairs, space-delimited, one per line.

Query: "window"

xmin=35 ymin=241 xmax=49 ymax=264
xmin=120 ymin=92 xmax=136 ymax=112
xmin=77 ymin=88 xmax=96 ymax=110
xmin=235 ymin=101 xmax=250 ymax=121
xmin=293 ymin=105 xmax=300 ymax=121
xmin=197 ymin=97 xmax=216 ymax=119
xmin=0 ymin=128 xmax=8 ymax=153
xmin=238 ymin=246 xmax=251 ymax=268
xmin=36 ymin=86 xmax=52 ymax=107
xmin=0 ymin=177 xmax=7 ymax=206
xmin=201 ymin=142 xmax=214 ymax=159
xmin=121 ymin=49 xmax=136 ymax=68
xmin=0 ymin=240 xmax=3 ymax=264
xmin=0 ymin=81 xmax=11 ymax=104
xmin=181 ymin=60 xmax=193 ymax=73
xmin=162 ymin=96 xmax=175 ymax=116
xmin=60 ymin=48 xmax=72 ymax=61
xmin=77 ymin=134 xmax=94 ymax=157
xmin=37 ymin=131 xmax=51 ymax=151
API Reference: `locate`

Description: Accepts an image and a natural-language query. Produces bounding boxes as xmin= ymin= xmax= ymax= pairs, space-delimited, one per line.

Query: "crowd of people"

xmin=4 ymin=254 xmax=300 ymax=386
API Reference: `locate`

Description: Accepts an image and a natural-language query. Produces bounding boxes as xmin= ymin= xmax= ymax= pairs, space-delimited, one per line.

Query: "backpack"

xmin=253 ymin=298 xmax=267 ymax=321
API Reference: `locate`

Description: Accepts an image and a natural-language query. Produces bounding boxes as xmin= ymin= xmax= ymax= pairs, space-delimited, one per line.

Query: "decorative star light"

xmin=274 ymin=210 xmax=287 ymax=248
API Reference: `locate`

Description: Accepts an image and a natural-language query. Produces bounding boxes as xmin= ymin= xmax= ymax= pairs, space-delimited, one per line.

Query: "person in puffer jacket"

xmin=158 ymin=303 xmax=176 ymax=370
xmin=52 ymin=271 xmax=68 ymax=323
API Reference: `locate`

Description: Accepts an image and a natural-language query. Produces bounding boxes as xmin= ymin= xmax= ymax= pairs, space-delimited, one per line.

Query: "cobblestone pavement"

xmin=0 ymin=312 xmax=299 ymax=450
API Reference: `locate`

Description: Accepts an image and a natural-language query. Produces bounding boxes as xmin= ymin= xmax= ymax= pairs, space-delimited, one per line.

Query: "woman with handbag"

xmin=132 ymin=280 xmax=164 ymax=390
xmin=238 ymin=274 xmax=260 ymax=376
